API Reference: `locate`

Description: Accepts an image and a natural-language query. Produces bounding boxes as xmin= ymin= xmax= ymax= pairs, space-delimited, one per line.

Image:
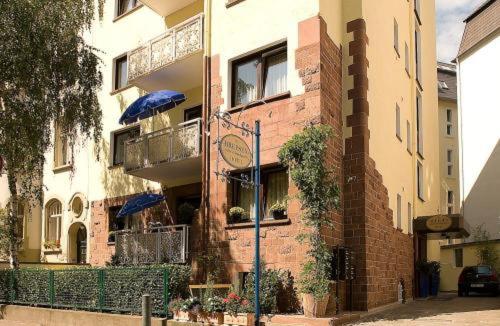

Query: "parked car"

xmin=458 ymin=265 xmax=499 ymax=296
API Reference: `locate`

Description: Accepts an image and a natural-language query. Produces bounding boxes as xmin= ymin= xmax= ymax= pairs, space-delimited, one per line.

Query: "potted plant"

xmin=43 ymin=240 xmax=60 ymax=250
xmin=199 ymin=295 xmax=225 ymax=325
xmin=416 ymin=259 xmax=431 ymax=298
xmin=229 ymin=207 xmax=246 ymax=223
xmin=170 ymin=297 xmax=201 ymax=322
xmin=429 ymin=261 xmax=441 ymax=296
xmin=269 ymin=202 xmax=287 ymax=219
xmin=298 ymin=261 xmax=331 ymax=318
xmin=178 ymin=202 xmax=196 ymax=225
xmin=223 ymin=292 xmax=254 ymax=326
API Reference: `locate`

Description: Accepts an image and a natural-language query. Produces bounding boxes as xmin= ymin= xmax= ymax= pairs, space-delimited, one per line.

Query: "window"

xmin=416 ymin=91 xmax=423 ymax=156
xmin=414 ymin=0 xmax=421 ymax=24
xmin=46 ymin=200 xmax=62 ymax=243
xmin=405 ymin=42 xmax=410 ymax=74
xmin=406 ymin=121 xmax=412 ymax=152
xmin=396 ymin=104 xmax=401 ymax=140
xmin=417 ymin=161 xmax=424 ymax=200
xmin=446 ymin=109 xmax=452 ymax=136
xmin=415 ymin=25 xmax=422 ymax=86
xmin=54 ymin=122 xmax=70 ymax=168
xmin=393 ymin=19 xmax=399 ymax=55
xmin=114 ymin=55 xmax=128 ymax=91
xmin=454 ymin=248 xmax=463 ymax=267
xmin=447 ymin=190 xmax=454 ymax=214
xmin=71 ymin=196 xmax=84 ymax=218
xmin=232 ymin=44 xmax=287 ymax=107
xmin=232 ymin=166 xmax=288 ymax=221
xmin=112 ymin=126 xmax=140 ymax=166
xmin=447 ymin=149 xmax=453 ymax=176
xmin=184 ymin=105 xmax=202 ymax=122
xmin=117 ymin=0 xmax=138 ymax=17
xmin=107 ymin=205 xmax=142 ymax=242
xmin=408 ymin=202 xmax=413 ymax=234
xmin=397 ymin=194 xmax=402 ymax=229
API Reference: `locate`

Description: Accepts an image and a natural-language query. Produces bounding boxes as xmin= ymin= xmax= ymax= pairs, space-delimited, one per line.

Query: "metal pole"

xmin=254 ymin=120 xmax=261 ymax=326
xmin=142 ymin=294 xmax=152 ymax=326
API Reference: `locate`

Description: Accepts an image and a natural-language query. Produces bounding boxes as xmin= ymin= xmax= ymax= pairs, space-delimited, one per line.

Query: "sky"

xmin=435 ymin=0 xmax=485 ymax=62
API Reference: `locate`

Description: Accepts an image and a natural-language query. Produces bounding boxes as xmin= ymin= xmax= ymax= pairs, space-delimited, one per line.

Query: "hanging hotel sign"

xmin=426 ymin=215 xmax=453 ymax=232
xmin=220 ymin=134 xmax=252 ymax=169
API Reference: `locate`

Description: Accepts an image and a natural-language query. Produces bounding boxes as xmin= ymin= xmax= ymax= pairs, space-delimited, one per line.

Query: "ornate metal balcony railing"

xmin=114 ymin=225 xmax=190 ymax=265
xmin=124 ymin=118 xmax=201 ymax=172
xmin=128 ymin=14 xmax=203 ymax=82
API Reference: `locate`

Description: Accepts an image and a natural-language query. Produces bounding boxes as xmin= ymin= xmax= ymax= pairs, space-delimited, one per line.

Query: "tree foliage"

xmin=472 ymin=224 xmax=499 ymax=268
xmin=0 ymin=0 xmax=104 ymax=268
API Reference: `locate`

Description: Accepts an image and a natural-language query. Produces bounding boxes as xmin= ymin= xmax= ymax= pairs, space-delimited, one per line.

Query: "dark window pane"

xmin=118 ymin=0 xmax=137 ymax=16
xmin=455 ymin=248 xmax=463 ymax=267
xmin=234 ymin=58 xmax=259 ymax=106
xmin=184 ymin=106 xmax=202 ymax=121
xmin=115 ymin=56 xmax=128 ymax=90
xmin=264 ymin=52 xmax=287 ymax=97
xmin=113 ymin=127 xmax=140 ymax=165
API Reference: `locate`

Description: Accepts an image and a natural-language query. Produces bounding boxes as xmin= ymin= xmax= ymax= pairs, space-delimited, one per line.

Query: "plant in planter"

xmin=43 ymin=240 xmax=60 ymax=250
xmin=199 ymin=295 xmax=226 ymax=325
xmin=223 ymin=292 xmax=254 ymax=326
xmin=269 ymin=202 xmax=287 ymax=219
xmin=170 ymin=297 xmax=201 ymax=322
xmin=416 ymin=259 xmax=432 ymax=298
xmin=177 ymin=202 xmax=196 ymax=225
xmin=229 ymin=207 xmax=246 ymax=223
xmin=428 ymin=261 xmax=441 ymax=296
xmin=278 ymin=125 xmax=340 ymax=318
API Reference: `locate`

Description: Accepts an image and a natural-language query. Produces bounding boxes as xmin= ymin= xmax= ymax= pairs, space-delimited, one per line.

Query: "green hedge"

xmin=0 ymin=265 xmax=190 ymax=315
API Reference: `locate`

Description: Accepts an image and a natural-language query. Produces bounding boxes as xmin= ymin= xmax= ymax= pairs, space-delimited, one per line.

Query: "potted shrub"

xmin=269 ymin=202 xmax=287 ymax=219
xmin=199 ymin=295 xmax=225 ymax=325
xmin=299 ymin=261 xmax=331 ymax=318
xmin=229 ymin=207 xmax=246 ymax=223
xmin=429 ymin=261 xmax=441 ymax=296
xmin=177 ymin=202 xmax=196 ymax=225
xmin=223 ymin=292 xmax=254 ymax=326
xmin=416 ymin=259 xmax=431 ymax=298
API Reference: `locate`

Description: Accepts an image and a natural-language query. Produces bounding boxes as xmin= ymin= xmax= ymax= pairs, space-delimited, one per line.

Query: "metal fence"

xmin=115 ymin=225 xmax=190 ymax=265
xmin=0 ymin=267 xmax=170 ymax=315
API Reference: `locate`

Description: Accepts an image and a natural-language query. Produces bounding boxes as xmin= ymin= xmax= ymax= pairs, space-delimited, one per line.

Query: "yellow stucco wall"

xmin=440 ymin=242 xmax=500 ymax=291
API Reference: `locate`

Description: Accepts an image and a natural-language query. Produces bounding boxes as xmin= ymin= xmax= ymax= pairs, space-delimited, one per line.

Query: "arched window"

xmin=46 ymin=200 xmax=62 ymax=242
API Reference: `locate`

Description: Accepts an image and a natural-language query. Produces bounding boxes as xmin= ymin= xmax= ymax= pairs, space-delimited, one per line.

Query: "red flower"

xmin=223 ymin=298 xmax=229 ymax=303
xmin=228 ymin=292 xmax=238 ymax=299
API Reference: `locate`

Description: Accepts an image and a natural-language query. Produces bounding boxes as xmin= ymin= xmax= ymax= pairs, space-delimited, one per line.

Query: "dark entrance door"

xmin=76 ymin=226 xmax=87 ymax=264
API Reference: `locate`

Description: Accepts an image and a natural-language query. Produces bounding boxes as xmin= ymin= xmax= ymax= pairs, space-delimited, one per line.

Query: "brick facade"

xmin=343 ymin=18 xmax=414 ymax=311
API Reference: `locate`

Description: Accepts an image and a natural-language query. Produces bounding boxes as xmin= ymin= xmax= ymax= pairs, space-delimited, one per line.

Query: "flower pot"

xmin=430 ymin=273 xmax=440 ymax=296
xmin=418 ymin=273 xmax=429 ymax=298
xmin=198 ymin=312 xmax=224 ymax=325
xmin=223 ymin=313 xmax=255 ymax=326
xmin=173 ymin=310 xmax=197 ymax=322
xmin=302 ymin=293 xmax=330 ymax=318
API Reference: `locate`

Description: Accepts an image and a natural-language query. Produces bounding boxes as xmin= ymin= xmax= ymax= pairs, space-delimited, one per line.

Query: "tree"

xmin=472 ymin=224 xmax=499 ymax=269
xmin=0 ymin=0 xmax=104 ymax=268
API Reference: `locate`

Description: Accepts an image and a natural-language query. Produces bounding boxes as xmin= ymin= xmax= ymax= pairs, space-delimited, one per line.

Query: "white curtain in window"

xmin=235 ymin=59 xmax=258 ymax=105
xmin=264 ymin=52 xmax=287 ymax=98
xmin=238 ymin=186 xmax=255 ymax=220
xmin=265 ymin=170 xmax=288 ymax=215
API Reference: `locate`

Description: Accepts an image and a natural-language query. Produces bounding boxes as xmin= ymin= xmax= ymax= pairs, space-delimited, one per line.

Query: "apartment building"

xmin=456 ymin=0 xmax=500 ymax=240
xmin=1 ymin=0 xmax=456 ymax=313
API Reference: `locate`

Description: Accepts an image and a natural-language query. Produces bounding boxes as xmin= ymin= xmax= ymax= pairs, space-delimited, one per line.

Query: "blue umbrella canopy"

xmin=116 ymin=193 xmax=166 ymax=218
xmin=119 ymin=90 xmax=186 ymax=125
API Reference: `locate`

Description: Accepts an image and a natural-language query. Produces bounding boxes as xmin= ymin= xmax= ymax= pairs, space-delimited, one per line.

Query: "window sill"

xmin=405 ymin=68 xmax=411 ymax=79
xmin=113 ymin=4 xmax=144 ymax=23
xmin=226 ymin=218 xmax=290 ymax=230
xmin=418 ymin=195 xmax=425 ymax=202
xmin=108 ymin=163 xmax=123 ymax=170
xmin=226 ymin=0 xmax=246 ymax=8
xmin=228 ymin=92 xmax=291 ymax=114
xmin=43 ymin=248 xmax=62 ymax=254
xmin=394 ymin=47 xmax=400 ymax=58
xmin=110 ymin=84 xmax=134 ymax=96
xmin=396 ymin=134 xmax=402 ymax=142
xmin=417 ymin=151 xmax=424 ymax=160
xmin=416 ymin=78 xmax=423 ymax=92
xmin=107 ymin=242 xmax=116 ymax=246
xmin=414 ymin=10 xmax=422 ymax=25
xmin=53 ymin=164 xmax=72 ymax=173
xmin=407 ymin=148 xmax=413 ymax=156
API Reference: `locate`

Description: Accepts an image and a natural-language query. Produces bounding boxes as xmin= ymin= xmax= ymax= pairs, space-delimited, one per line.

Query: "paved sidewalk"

xmin=351 ymin=293 xmax=500 ymax=325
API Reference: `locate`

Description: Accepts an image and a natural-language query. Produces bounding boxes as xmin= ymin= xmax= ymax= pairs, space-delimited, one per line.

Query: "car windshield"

xmin=476 ymin=266 xmax=491 ymax=274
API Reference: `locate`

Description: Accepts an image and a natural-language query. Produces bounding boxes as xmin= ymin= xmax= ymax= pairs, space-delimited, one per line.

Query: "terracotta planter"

xmin=173 ymin=310 xmax=197 ymax=322
xmin=198 ymin=312 xmax=224 ymax=325
xmin=223 ymin=313 xmax=255 ymax=326
xmin=302 ymin=293 xmax=330 ymax=318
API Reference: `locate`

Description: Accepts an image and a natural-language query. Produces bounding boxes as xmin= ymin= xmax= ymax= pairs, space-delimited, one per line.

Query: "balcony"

xmin=140 ymin=0 xmax=199 ymax=17
xmin=124 ymin=118 xmax=202 ymax=183
xmin=114 ymin=225 xmax=190 ymax=264
xmin=127 ymin=14 xmax=203 ymax=92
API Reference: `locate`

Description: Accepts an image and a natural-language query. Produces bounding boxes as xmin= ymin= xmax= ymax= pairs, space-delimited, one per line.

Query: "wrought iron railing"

xmin=114 ymin=225 xmax=190 ymax=265
xmin=124 ymin=118 xmax=201 ymax=172
xmin=128 ymin=14 xmax=203 ymax=82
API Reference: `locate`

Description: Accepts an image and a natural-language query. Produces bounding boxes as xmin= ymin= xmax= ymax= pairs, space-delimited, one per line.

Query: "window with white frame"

xmin=446 ymin=109 xmax=453 ymax=136
xmin=447 ymin=190 xmax=454 ymax=214
xmin=415 ymin=25 xmax=422 ymax=86
xmin=417 ymin=161 xmax=424 ymax=200
xmin=416 ymin=91 xmax=423 ymax=156
xmin=46 ymin=200 xmax=62 ymax=243
xmin=408 ymin=202 xmax=413 ymax=234
xmin=54 ymin=121 xmax=70 ymax=168
xmin=393 ymin=19 xmax=399 ymax=55
xmin=396 ymin=104 xmax=401 ymax=140
xmin=447 ymin=149 xmax=453 ymax=176
xmin=397 ymin=194 xmax=402 ymax=229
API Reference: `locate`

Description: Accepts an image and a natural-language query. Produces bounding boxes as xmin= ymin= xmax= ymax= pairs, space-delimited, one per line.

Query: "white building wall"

xmin=458 ymin=34 xmax=500 ymax=240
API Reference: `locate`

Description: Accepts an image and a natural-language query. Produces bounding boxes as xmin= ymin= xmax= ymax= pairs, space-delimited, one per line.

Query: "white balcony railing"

xmin=114 ymin=225 xmax=190 ymax=264
xmin=128 ymin=14 xmax=203 ymax=83
xmin=124 ymin=118 xmax=201 ymax=173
